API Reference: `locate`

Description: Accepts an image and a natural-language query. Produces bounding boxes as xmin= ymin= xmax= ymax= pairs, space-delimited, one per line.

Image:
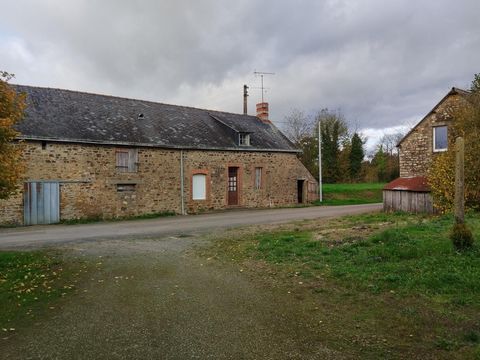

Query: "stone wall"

xmin=0 ymin=141 xmax=317 ymax=225
xmin=399 ymin=93 xmax=466 ymax=178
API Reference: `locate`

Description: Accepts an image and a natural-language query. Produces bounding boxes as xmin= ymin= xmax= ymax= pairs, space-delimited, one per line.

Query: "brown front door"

xmin=228 ymin=167 xmax=239 ymax=205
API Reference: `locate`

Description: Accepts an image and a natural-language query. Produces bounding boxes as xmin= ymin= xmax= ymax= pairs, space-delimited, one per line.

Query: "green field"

xmin=206 ymin=212 xmax=480 ymax=358
xmin=316 ymin=182 xmax=385 ymax=205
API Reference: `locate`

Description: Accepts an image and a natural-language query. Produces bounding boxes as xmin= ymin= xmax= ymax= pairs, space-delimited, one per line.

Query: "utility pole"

xmin=318 ymin=120 xmax=323 ymax=202
xmin=454 ymin=136 xmax=465 ymax=224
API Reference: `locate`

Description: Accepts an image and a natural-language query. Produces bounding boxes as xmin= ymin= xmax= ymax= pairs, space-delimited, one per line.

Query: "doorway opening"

xmin=297 ymin=180 xmax=304 ymax=204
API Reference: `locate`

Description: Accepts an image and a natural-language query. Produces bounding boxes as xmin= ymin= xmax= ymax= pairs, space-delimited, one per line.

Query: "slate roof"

xmin=383 ymin=176 xmax=430 ymax=192
xmin=13 ymin=85 xmax=298 ymax=153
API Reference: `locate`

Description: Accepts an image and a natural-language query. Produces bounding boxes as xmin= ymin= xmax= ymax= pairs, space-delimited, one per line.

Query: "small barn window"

xmin=433 ymin=126 xmax=448 ymax=152
xmin=116 ymin=149 xmax=138 ymax=172
xmin=239 ymin=133 xmax=251 ymax=146
xmin=254 ymin=167 xmax=262 ymax=190
xmin=192 ymin=174 xmax=207 ymax=200
xmin=116 ymin=184 xmax=136 ymax=192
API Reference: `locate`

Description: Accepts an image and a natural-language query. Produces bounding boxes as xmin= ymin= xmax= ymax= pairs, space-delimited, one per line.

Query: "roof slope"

xmin=13 ymin=85 xmax=297 ymax=152
xmin=397 ymin=87 xmax=470 ymax=147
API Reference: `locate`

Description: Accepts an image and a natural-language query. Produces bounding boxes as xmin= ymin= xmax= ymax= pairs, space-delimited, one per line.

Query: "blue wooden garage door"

xmin=24 ymin=182 xmax=60 ymax=225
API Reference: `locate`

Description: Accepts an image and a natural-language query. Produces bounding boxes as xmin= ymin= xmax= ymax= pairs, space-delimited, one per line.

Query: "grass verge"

xmin=0 ymin=251 xmax=91 ymax=334
xmin=315 ymin=182 xmax=385 ymax=205
xmin=203 ymin=211 xmax=480 ymax=358
xmin=59 ymin=210 xmax=176 ymax=225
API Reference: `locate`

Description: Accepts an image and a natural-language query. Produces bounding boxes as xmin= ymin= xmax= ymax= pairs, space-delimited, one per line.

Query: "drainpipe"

xmin=180 ymin=150 xmax=186 ymax=215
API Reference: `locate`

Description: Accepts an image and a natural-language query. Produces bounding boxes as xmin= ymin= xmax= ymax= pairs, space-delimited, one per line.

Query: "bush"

xmin=450 ymin=223 xmax=474 ymax=250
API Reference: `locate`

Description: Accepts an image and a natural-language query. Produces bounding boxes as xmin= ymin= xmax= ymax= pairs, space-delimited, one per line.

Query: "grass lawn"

xmin=0 ymin=251 xmax=91 ymax=334
xmin=59 ymin=210 xmax=176 ymax=225
xmin=316 ymin=182 xmax=385 ymax=205
xmin=205 ymin=211 xmax=480 ymax=358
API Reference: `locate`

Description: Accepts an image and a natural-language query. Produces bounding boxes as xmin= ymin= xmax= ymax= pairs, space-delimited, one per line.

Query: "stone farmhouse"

xmin=0 ymin=85 xmax=318 ymax=225
xmin=383 ymin=87 xmax=470 ymax=212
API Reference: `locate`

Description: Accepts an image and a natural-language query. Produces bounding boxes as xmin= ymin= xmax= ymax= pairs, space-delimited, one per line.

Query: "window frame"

xmin=239 ymin=133 xmax=251 ymax=146
xmin=116 ymin=183 xmax=136 ymax=192
xmin=433 ymin=126 xmax=448 ymax=152
xmin=191 ymin=171 xmax=209 ymax=201
xmin=254 ymin=167 xmax=262 ymax=190
xmin=116 ymin=148 xmax=138 ymax=173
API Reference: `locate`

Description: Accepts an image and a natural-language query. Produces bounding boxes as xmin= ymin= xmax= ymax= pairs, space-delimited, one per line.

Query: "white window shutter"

xmin=192 ymin=174 xmax=207 ymax=200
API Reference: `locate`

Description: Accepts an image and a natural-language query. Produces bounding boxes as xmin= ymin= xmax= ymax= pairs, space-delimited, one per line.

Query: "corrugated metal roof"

xmin=383 ymin=176 xmax=431 ymax=192
xmin=13 ymin=85 xmax=298 ymax=152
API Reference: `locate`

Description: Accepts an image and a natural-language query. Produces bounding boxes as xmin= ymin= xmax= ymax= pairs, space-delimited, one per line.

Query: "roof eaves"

xmin=17 ymin=135 xmax=301 ymax=153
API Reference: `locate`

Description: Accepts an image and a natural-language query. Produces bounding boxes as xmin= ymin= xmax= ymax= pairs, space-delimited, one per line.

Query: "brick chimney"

xmin=256 ymin=102 xmax=271 ymax=123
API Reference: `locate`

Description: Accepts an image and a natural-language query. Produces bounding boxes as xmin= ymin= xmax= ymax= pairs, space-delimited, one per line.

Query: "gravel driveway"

xmin=1 ymin=205 xmax=382 ymax=359
xmin=1 ymin=235 xmax=345 ymax=359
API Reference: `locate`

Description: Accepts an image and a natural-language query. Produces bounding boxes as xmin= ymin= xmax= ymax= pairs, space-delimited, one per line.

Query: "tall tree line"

xmin=283 ymin=108 xmax=402 ymax=183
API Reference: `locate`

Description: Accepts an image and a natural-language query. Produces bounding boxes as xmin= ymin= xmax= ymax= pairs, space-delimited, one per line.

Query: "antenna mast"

xmin=253 ymin=71 xmax=275 ymax=103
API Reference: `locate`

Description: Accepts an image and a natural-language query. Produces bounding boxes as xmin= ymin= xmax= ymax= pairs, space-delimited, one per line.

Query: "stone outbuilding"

xmin=0 ymin=85 xmax=318 ymax=225
xmin=384 ymin=87 xmax=470 ymax=213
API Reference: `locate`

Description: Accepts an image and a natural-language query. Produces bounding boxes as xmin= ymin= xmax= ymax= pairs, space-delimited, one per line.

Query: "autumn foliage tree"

xmin=0 ymin=71 xmax=25 ymax=199
xmin=428 ymin=74 xmax=480 ymax=212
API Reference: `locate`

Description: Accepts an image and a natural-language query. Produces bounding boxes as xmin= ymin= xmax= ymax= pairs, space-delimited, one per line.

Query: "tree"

xmin=316 ymin=108 xmax=348 ymax=183
xmin=349 ymin=132 xmax=364 ymax=179
xmin=0 ymin=71 xmax=25 ymax=199
xmin=471 ymin=73 xmax=480 ymax=93
xmin=282 ymin=108 xmax=314 ymax=145
xmin=378 ymin=132 xmax=404 ymax=156
xmin=296 ymin=134 xmax=319 ymax=181
xmin=428 ymin=74 xmax=480 ymax=212
xmin=371 ymin=145 xmax=387 ymax=182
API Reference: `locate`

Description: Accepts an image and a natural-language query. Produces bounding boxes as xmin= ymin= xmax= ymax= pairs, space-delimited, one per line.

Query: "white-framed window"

xmin=433 ymin=126 xmax=448 ymax=152
xmin=239 ymin=133 xmax=251 ymax=146
xmin=116 ymin=148 xmax=138 ymax=172
xmin=254 ymin=167 xmax=262 ymax=190
xmin=192 ymin=174 xmax=207 ymax=200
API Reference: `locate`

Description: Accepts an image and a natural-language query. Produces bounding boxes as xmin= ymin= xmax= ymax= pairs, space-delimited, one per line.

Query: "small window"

xmin=239 ymin=133 xmax=251 ymax=146
xmin=192 ymin=174 xmax=207 ymax=200
xmin=116 ymin=184 xmax=136 ymax=192
xmin=433 ymin=126 xmax=448 ymax=152
xmin=41 ymin=141 xmax=47 ymax=150
xmin=254 ymin=167 xmax=262 ymax=190
xmin=116 ymin=149 xmax=138 ymax=172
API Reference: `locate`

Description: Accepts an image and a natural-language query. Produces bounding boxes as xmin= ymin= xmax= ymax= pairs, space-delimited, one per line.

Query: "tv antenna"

xmin=253 ymin=71 xmax=275 ymax=103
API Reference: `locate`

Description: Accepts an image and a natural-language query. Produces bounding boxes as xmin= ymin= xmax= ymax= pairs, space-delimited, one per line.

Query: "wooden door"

xmin=228 ymin=167 xmax=239 ymax=205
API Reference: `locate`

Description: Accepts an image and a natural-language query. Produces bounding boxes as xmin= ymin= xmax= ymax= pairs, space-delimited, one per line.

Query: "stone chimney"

xmin=256 ymin=102 xmax=271 ymax=123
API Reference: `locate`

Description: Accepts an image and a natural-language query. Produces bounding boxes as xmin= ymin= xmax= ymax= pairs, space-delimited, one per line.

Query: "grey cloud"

xmin=1 ymin=0 xmax=479 ymax=137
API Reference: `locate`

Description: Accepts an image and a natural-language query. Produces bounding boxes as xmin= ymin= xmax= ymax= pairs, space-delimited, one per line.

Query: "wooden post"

xmin=454 ymin=137 xmax=465 ymax=224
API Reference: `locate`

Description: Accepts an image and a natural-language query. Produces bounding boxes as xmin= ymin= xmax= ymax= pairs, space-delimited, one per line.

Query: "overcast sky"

xmin=1 ymin=0 xmax=479 ymax=150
